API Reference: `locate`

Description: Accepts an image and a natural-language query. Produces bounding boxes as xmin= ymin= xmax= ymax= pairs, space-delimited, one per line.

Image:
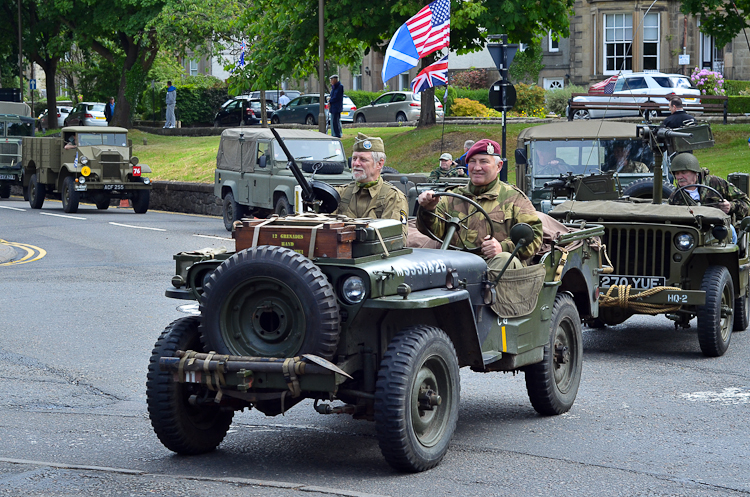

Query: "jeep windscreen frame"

xmin=78 ymin=133 xmax=128 ymax=147
xmin=5 ymin=120 xmax=34 ymax=137
xmin=530 ymin=138 xmax=654 ymax=188
xmin=272 ymin=139 xmax=345 ymax=163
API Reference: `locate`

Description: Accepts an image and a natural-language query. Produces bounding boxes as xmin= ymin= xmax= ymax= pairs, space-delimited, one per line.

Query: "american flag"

xmin=406 ymin=0 xmax=450 ymax=58
xmin=411 ymin=55 xmax=448 ymax=93
xmin=589 ymin=74 xmax=618 ymax=94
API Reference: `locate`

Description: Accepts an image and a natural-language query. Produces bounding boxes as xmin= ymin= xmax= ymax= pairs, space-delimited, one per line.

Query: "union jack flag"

xmin=407 ymin=0 xmax=451 ymax=58
xmin=589 ymin=74 xmax=618 ymax=94
xmin=411 ymin=55 xmax=448 ymax=93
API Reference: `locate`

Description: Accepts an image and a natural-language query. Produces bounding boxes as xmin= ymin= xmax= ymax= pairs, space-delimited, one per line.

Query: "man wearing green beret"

xmin=334 ymin=132 xmax=409 ymax=240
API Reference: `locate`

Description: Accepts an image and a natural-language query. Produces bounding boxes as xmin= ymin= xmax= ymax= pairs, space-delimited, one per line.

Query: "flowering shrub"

xmin=690 ymin=68 xmax=726 ymax=95
xmin=451 ymin=69 xmax=489 ymax=90
xmin=450 ymin=98 xmax=492 ymax=117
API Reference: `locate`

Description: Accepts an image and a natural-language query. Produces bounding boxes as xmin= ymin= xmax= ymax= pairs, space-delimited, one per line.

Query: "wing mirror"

xmin=514 ymin=148 xmax=527 ymax=165
xmin=510 ymin=222 xmax=534 ymax=248
xmin=258 ymin=155 xmax=267 ymax=168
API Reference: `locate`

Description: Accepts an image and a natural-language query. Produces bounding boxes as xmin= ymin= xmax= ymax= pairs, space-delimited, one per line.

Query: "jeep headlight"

xmin=78 ymin=176 xmax=85 ymax=184
xmin=142 ymin=177 xmax=151 ymax=185
xmin=341 ymin=276 xmax=366 ymax=304
xmin=80 ymin=156 xmax=89 ymax=165
xmin=675 ymin=233 xmax=695 ymax=251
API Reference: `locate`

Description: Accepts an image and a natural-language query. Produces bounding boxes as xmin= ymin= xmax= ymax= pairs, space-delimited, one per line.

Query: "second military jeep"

xmin=550 ymin=124 xmax=750 ymax=357
xmin=22 ymin=126 xmax=152 ymax=213
xmin=147 ymin=191 xmax=606 ymax=472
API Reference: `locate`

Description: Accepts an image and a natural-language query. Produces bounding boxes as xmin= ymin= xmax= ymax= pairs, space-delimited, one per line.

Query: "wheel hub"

xmin=554 ymin=341 xmax=570 ymax=365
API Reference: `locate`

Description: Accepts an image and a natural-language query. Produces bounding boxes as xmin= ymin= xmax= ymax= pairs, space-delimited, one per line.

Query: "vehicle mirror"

xmin=400 ymin=176 xmax=409 ymax=185
xmin=741 ymin=216 xmax=750 ymax=233
xmin=347 ymin=157 xmax=352 ymax=169
xmin=510 ymin=223 xmax=534 ymax=247
xmin=515 ymin=148 xmax=527 ymax=165
xmin=258 ymin=155 xmax=267 ymax=168
xmin=370 ymin=101 xmax=375 ymax=106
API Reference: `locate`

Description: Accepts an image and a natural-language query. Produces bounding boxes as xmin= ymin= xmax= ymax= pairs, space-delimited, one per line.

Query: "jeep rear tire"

xmin=132 ymin=189 xmax=150 ymax=214
xmin=28 ymin=174 xmax=44 ymax=209
xmin=0 ymin=183 xmax=10 ymax=198
xmin=733 ymin=293 xmax=749 ymax=332
xmin=622 ymin=178 xmax=675 ymax=199
xmin=199 ymin=246 xmax=341 ymax=359
xmin=62 ymin=176 xmax=80 ymax=213
xmin=223 ymin=192 xmax=245 ymax=231
xmin=697 ymin=265 xmax=734 ymax=357
xmin=375 ymin=325 xmax=459 ymax=473
xmin=146 ymin=316 xmax=234 ymax=454
xmin=524 ymin=293 xmax=582 ymax=415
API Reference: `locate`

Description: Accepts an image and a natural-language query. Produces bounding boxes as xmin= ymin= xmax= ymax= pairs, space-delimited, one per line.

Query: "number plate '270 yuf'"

xmin=599 ymin=275 xmax=666 ymax=289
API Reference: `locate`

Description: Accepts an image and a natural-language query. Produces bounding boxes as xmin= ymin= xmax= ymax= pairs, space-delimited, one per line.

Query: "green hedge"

xmin=728 ymin=96 xmax=750 ymax=113
xmin=725 ymin=80 xmax=750 ymax=96
xmin=346 ymin=90 xmax=382 ymax=109
xmin=139 ymin=83 xmax=230 ymax=126
xmin=454 ymin=88 xmax=490 ymax=108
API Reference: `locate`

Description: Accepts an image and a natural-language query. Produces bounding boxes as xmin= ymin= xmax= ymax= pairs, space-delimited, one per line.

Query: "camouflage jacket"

xmin=417 ymin=179 xmax=543 ymax=260
xmin=668 ymin=172 xmax=750 ymax=222
xmin=429 ymin=166 xmax=462 ymax=181
xmin=334 ymin=177 xmax=409 ymax=240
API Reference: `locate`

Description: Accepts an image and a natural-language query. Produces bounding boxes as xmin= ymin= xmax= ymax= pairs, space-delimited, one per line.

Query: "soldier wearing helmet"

xmin=668 ymin=153 xmax=750 ymax=225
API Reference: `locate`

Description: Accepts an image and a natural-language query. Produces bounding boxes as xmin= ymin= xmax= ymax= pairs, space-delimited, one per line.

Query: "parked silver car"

xmin=353 ymin=91 xmax=444 ymax=123
xmin=37 ymin=106 xmax=72 ymax=131
xmin=569 ymin=72 xmax=701 ymax=120
xmin=64 ymin=102 xmax=108 ymax=127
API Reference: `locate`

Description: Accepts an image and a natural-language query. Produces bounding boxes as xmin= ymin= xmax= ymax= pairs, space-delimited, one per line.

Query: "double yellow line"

xmin=0 ymin=239 xmax=47 ymax=266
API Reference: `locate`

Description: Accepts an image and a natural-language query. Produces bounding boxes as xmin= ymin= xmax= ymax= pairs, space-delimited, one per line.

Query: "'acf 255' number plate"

xmin=103 ymin=184 xmax=125 ymax=190
xmin=600 ymin=275 xmax=666 ymax=289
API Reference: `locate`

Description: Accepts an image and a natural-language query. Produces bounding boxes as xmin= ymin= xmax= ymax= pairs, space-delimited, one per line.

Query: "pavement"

xmin=0 ymin=243 xmax=16 ymax=264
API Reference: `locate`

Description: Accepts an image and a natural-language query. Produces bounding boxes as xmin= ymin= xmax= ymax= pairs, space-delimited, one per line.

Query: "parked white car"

xmin=569 ymin=72 xmax=701 ymax=120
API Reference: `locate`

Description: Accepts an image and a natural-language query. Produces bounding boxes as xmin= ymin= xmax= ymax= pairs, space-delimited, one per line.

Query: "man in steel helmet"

xmin=668 ymin=153 xmax=749 ymax=242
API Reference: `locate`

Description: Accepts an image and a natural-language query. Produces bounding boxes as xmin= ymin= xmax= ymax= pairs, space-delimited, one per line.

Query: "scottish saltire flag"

xmin=73 ymin=151 xmax=78 ymax=169
xmin=382 ymin=0 xmax=451 ymax=84
xmin=411 ymin=55 xmax=448 ymax=93
xmin=238 ymin=40 xmax=246 ymax=68
xmin=589 ymin=74 xmax=618 ymax=94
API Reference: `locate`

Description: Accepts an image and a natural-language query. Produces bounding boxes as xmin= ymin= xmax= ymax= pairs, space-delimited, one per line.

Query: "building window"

xmin=399 ymin=73 xmax=410 ymax=91
xmin=353 ymin=74 xmax=362 ymax=91
xmin=548 ymin=31 xmax=559 ymax=53
xmin=642 ymin=13 xmax=659 ymax=71
xmin=604 ymin=13 xmax=633 ymax=74
xmin=543 ymin=78 xmax=564 ymax=89
xmin=189 ymin=59 xmax=199 ymax=76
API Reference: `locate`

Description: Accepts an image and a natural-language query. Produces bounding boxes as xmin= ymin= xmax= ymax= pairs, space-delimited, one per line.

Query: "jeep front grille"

xmin=0 ymin=142 xmax=19 ymax=165
xmin=603 ymin=226 xmax=672 ymax=279
xmin=100 ymin=154 xmax=122 ymax=179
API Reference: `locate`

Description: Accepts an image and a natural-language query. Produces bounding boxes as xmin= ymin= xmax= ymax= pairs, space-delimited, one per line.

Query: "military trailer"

xmin=514 ymin=121 xmax=675 ymax=213
xmin=22 ymin=126 xmax=151 ymax=213
xmin=0 ymin=113 xmax=35 ymax=199
xmin=215 ymin=128 xmax=355 ymax=230
xmin=550 ymin=124 xmax=750 ymax=357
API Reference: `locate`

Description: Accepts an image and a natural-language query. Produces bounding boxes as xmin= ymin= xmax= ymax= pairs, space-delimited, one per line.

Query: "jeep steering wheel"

xmin=417 ymin=191 xmax=494 ymax=253
xmin=673 ymin=184 xmax=726 ymax=209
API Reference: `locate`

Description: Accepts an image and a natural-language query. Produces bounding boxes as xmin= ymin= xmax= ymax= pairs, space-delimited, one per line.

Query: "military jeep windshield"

xmin=272 ymin=139 xmax=345 ymax=162
xmin=4 ymin=121 xmax=34 ymax=137
xmin=78 ymin=133 xmax=128 ymax=147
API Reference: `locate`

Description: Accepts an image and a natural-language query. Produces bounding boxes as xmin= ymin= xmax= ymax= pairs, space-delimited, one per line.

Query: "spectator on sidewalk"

xmin=164 ymin=81 xmax=177 ymax=129
xmin=278 ymin=90 xmax=290 ymax=108
xmin=329 ymin=75 xmax=344 ymax=138
xmin=104 ymin=97 xmax=115 ymax=124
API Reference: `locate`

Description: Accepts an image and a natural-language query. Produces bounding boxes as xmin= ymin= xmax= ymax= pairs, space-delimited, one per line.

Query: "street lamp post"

xmin=318 ymin=0 xmax=326 ymax=133
xmin=487 ymin=34 xmax=519 ymax=183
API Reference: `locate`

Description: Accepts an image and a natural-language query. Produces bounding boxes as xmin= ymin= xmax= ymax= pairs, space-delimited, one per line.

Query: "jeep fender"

xmin=139 ymin=164 xmax=152 ymax=174
xmin=273 ymin=185 xmax=295 ymax=207
xmin=219 ymin=181 xmax=239 ymax=201
xmin=690 ymin=248 xmax=743 ymax=295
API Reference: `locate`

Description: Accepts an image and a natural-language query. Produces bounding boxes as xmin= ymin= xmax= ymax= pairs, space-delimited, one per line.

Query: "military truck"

xmin=0 ymin=113 xmax=35 ymax=199
xmin=215 ymin=128 xmax=354 ymax=230
xmin=22 ymin=126 xmax=152 ymax=213
xmin=146 ymin=132 xmax=607 ymax=472
xmin=514 ymin=121 xmax=675 ymax=213
xmin=549 ymin=123 xmax=750 ymax=357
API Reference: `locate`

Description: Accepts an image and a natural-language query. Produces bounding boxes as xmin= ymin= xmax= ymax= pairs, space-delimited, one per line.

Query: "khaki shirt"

xmin=334 ymin=177 xmax=409 ymax=240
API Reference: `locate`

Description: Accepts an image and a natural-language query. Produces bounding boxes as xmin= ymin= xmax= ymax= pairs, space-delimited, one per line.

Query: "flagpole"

xmin=439 ymin=84 xmax=448 ymax=155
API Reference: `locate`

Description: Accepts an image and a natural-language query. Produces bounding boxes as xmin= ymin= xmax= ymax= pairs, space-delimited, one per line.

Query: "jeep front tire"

xmin=697 ymin=265 xmax=734 ymax=357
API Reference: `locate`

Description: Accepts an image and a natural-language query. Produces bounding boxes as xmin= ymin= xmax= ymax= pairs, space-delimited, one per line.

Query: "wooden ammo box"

xmin=233 ymin=216 xmax=404 ymax=259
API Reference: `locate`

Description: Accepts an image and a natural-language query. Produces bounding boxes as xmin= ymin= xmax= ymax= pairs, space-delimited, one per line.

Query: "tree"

xmin=680 ymin=0 xmax=750 ymax=48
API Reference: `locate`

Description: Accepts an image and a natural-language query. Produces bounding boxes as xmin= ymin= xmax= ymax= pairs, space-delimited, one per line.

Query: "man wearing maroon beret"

xmin=416 ymin=138 xmax=543 ymax=270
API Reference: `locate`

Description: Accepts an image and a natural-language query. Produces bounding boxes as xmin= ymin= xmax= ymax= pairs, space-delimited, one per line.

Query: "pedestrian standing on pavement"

xmin=455 ymin=139 xmax=475 ymax=173
xmin=278 ymin=90 xmax=290 ymax=109
xmin=104 ymin=97 xmax=115 ymax=125
xmin=660 ymin=97 xmax=695 ymax=129
xmin=329 ymin=75 xmax=344 ymax=138
xmin=165 ymin=81 xmax=177 ymax=129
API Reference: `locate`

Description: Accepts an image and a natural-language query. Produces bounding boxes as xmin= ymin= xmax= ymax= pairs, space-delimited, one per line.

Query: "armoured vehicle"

xmin=22 ymin=126 xmax=151 ymax=213
xmin=215 ymin=128 xmax=354 ymax=230
xmin=147 ymin=132 xmax=607 ymax=472
xmin=0 ymin=113 xmax=35 ymax=199
xmin=550 ymin=123 xmax=750 ymax=357
xmin=515 ymin=121 xmax=674 ymax=213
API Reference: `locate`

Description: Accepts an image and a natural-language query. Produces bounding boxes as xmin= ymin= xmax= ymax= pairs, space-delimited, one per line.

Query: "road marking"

xmin=193 ymin=234 xmax=233 ymax=241
xmin=0 ymin=239 xmax=47 ymax=266
xmin=681 ymin=387 xmax=750 ymax=405
xmin=109 ymin=222 xmax=166 ymax=232
xmin=0 ymin=205 xmax=25 ymax=211
xmin=40 ymin=212 xmax=86 ymax=220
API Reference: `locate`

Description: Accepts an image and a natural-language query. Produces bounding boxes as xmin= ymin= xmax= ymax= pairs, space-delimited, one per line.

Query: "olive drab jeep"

xmin=22 ymin=127 xmax=152 ymax=213
xmin=0 ymin=113 xmax=35 ymax=199
xmin=514 ymin=121 xmax=675 ymax=213
xmin=145 ymin=132 xmax=607 ymax=472
xmin=549 ymin=123 xmax=750 ymax=357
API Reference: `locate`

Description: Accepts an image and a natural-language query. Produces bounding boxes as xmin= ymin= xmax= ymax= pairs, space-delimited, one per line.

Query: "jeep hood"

xmin=549 ymin=200 xmax=729 ymax=226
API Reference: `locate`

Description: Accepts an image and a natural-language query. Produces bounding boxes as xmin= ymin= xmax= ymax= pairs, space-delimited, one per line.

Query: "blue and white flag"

xmin=73 ymin=151 xmax=78 ymax=169
xmin=382 ymin=0 xmax=450 ymax=84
